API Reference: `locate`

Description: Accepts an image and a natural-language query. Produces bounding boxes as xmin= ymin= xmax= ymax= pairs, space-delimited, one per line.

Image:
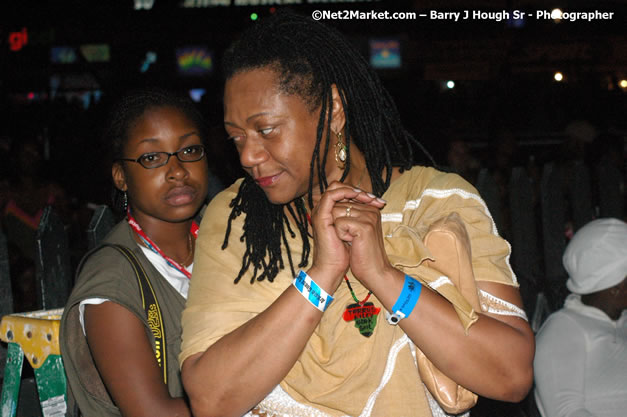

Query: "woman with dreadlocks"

xmin=180 ymin=11 xmax=534 ymax=417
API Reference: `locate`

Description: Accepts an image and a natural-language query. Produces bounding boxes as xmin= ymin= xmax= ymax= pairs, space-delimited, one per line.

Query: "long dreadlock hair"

xmin=222 ymin=11 xmax=434 ymax=284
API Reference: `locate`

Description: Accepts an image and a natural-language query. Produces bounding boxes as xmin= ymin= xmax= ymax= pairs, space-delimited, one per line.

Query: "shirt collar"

xmin=564 ymin=293 xmax=626 ymax=323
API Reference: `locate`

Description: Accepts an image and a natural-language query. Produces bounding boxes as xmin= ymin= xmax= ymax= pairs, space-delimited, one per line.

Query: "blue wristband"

xmin=293 ymin=270 xmax=334 ymax=312
xmin=386 ymin=274 xmax=422 ymax=325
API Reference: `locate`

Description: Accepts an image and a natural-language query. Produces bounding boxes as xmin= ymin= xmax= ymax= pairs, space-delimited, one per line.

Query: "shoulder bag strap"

xmin=77 ymin=243 xmax=168 ymax=385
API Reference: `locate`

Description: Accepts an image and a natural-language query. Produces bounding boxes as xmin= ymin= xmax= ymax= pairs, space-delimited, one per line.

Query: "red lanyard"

xmin=127 ymin=209 xmax=199 ymax=279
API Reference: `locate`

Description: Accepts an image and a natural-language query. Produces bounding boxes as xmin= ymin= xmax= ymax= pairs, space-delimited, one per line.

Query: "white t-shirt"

xmin=79 ymin=244 xmax=191 ymax=334
xmin=534 ymin=294 xmax=627 ymax=417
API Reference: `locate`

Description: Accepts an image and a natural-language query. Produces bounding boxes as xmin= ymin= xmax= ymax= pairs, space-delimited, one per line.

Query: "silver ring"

xmin=345 ymin=205 xmax=352 ymax=217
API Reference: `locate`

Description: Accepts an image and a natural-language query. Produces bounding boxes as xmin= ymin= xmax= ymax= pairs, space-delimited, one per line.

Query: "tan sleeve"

xmin=409 ymin=171 xmax=518 ymax=288
xmin=179 ymin=181 xmax=289 ymax=366
xmin=382 ymin=168 xmax=518 ymax=331
xmin=179 ymin=182 xmax=248 ymax=365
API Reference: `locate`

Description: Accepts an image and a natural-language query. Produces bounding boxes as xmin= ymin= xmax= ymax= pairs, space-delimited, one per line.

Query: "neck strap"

xmin=126 ymin=209 xmax=199 ymax=279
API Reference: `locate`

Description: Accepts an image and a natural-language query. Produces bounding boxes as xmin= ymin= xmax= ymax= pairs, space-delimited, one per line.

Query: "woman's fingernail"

xmin=376 ymin=198 xmax=387 ymax=204
xmin=352 ymin=188 xmax=362 ymax=193
xmin=367 ymin=192 xmax=376 ymax=198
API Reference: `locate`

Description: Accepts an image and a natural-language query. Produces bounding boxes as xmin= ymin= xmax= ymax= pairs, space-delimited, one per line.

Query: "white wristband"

xmin=293 ymin=270 xmax=334 ymax=312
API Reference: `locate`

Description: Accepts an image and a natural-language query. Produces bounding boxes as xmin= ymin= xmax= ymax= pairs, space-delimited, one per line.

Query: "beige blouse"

xmin=181 ymin=166 xmax=522 ymax=417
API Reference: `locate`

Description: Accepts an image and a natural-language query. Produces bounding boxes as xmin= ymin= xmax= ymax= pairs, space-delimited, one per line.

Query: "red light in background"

xmin=27 ymin=92 xmax=35 ymax=100
xmin=270 ymin=7 xmax=276 ymax=13
xmin=9 ymin=28 xmax=28 ymax=51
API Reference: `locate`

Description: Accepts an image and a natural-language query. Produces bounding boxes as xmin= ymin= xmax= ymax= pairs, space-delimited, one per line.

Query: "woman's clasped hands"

xmin=308 ymin=181 xmax=392 ymax=295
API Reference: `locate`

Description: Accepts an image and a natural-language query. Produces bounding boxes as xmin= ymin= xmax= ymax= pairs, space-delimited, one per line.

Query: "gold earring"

xmin=334 ymin=131 xmax=347 ymax=169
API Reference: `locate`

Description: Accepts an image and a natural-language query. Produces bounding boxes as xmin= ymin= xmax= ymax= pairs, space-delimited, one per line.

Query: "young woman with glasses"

xmin=61 ymin=87 xmax=210 ymax=417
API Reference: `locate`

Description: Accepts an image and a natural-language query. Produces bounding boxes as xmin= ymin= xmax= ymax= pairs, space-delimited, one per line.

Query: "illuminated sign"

xmin=370 ymin=39 xmax=401 ymax=69
xmin=51 ymin=46 xmax=78 ymax=64
xmin=134 ymin=0 xmax=155 ymax=9
xmin=189 ymin=88 xmax=207 ymax=102
xmin=176 ymin=46 xmax=213 ymax=76
xmin=140 ymin=51 xmax=157 ymax=73
xmin=80 ymin=44 xmax=110 ymax=63
xmin=9 ymin=28 xmax=28 ymax=51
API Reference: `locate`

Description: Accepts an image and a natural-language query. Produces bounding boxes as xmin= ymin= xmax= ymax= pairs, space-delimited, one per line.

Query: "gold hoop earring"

xmin=334 ymin=131 xmax=347 ymax=170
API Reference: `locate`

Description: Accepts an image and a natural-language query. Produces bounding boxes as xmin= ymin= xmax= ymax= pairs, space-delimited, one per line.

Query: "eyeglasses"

xmin=117 ymin=145 xmax=206 ymax=169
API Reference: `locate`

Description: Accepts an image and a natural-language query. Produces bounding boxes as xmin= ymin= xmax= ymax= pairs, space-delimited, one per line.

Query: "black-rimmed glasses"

xmin=117 ymin=145 xmax=206 ymax=169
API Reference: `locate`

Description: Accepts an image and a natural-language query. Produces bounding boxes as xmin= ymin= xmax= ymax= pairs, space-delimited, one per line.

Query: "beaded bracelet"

xmin=293 ymin=270 xmax=334 ymax=312
xmin=386 ymin=274 xmax=423 ymax=325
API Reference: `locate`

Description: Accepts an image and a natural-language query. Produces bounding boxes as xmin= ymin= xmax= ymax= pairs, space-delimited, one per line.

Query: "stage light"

xmin=554 ymin=72 xmax=563 ymax=82
xmin=250 ymin=13 xmax=258 ymax=21
xmin=446 ymin=81 xmax=455 ymax=89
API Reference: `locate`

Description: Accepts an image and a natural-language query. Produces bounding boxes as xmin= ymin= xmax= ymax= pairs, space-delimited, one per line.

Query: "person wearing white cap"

xmin=534 ymin=218 xmax=627 ymax=417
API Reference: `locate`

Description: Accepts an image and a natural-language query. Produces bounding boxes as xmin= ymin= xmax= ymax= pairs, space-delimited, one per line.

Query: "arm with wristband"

xmin=386 ymin=274 xmax=422 ymax=325
xmin=181 ymin=185 xmax=381 ymax=417
xmin=293 ymin=270 xmax=335 ymax=312
xmin=331 ymin=177 xmax=534 ymax=403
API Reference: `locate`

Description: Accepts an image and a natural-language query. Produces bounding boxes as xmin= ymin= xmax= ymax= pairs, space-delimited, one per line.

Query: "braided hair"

xmin=222 ymin=11 xmax=433 ymax=284
xmin=105 ymin=87 xmax=208 ymax=213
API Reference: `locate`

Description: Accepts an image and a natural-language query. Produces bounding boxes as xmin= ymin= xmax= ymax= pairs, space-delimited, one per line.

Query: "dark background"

xmin=3 ymin=1 xmax=626 ymax=128
xmin=2 ymin=0 xmax=625 ymax=202
xmin=2 ymin=1 xmax=625 ymax=254
xmin=1 ymin=1 xmax=625 ymax=415
xmin=0 ymin=1 xmax=624 ymax=230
